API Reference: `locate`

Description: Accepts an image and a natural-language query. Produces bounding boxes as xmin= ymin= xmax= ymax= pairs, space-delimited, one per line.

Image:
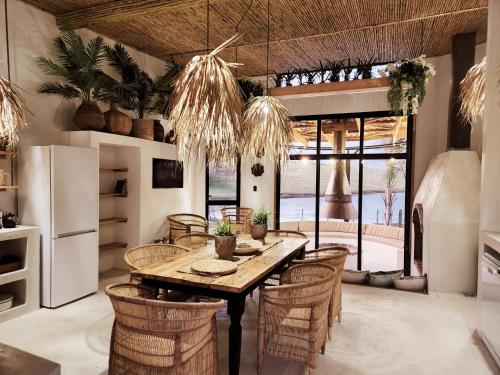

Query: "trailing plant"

xmin=342 ymin=59 xmax=354 ymax=81
xmin=252 ymin=209 xmax=271 ymax=225
xmin=105 ymin=43 xmax=180 ymax=118
xmin=36 ymin=30 xmax=110 ymax=103
xmin=214 ymin=220 xmax=234 ymax=236
xmin=238 ymin=78 xmax=265 ymax=103
xmin=383 ymin=55 xmax=436 ymax=115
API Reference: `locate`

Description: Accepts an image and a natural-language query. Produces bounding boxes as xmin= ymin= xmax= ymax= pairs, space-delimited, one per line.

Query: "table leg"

xmin=297 ymin=245 xmax=306 ymax=260
xmin=227 ymin=295 xmax=246 ymax=375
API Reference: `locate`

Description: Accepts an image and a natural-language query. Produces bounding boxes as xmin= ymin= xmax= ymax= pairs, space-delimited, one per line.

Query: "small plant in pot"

xmin=251 ymin=209 xmax=271 ymax=241
xmin=214 ymin=220 xmax=236 ymax=260
xmin=36 ymin=30 xmax=109 ymax=131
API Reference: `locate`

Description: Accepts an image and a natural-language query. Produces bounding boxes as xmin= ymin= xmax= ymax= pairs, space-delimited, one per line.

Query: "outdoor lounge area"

xmin=0 ymin=1 xmax=499 ymax=375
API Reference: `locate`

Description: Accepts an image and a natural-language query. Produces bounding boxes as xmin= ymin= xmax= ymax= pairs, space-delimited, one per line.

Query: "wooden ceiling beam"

xmin=56 ymin=0 xmax=204 ymax=29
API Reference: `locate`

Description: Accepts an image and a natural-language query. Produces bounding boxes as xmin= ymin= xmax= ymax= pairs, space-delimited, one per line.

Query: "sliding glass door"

xmin=276 ymin=112 xmax=413 ymax=273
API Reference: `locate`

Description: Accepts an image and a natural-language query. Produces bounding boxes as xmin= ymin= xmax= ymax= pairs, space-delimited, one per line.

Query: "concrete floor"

xmin=0 ymin=270 xmax=498 ymax=375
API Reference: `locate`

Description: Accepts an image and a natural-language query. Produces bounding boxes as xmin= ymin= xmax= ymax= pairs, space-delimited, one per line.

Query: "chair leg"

xmin=337 ymin=310 xmax=342 ymax=323
xmin=321 ymin=342 xmax=326 ymax=355
xmin=257 ymin=291 xmax=265 ymax=375
xmin=212 ymin=316 xmax=218 ymax=375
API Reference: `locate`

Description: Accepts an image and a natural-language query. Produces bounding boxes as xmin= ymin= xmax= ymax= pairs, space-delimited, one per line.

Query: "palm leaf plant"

xmin=356 ymin=58 xmax=375 ymax=80
xmin=238 ymin=78 xmax=265 ymax=104
xmin=272 ymin=72 xmax=284 ymax=87
xmin=305 ymin=70 xmax=318 ymax=85
xmin=36 ymin=30 xmax=109 ymax=130
xmin=342 ymin=59 xmax=354 ymax=81
xmin=327 ymin=60 xmax=343 ymax=82
xmin=283 ymin=69 xmax=296 ymax=86
xmin=318 ymin=61 xmax=328 ymax=83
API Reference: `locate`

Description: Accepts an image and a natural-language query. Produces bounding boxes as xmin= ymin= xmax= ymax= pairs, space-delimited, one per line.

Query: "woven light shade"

xmin=460 ymin=56 xmax=486 ymax=127
xmin=169 ymin=35 xmax=242 ymax=167
xmin=242 ymin=95 xmax=293 ymax=166
xmin=0 ymin=78 xmax=29 ymax=150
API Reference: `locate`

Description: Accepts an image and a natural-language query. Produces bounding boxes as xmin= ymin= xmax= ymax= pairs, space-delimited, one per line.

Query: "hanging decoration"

xmin=459 ymin=56 xmax=486 ymax=127
xmin=0 ymin=79 xmax=29 ymax=150
xmin=169 ymin=0 xmax=242 ymax=167
xmin=383 ymin=55 xmax=436 ymax=115
xmin=241 ymin=0 xmax=293 ymax=167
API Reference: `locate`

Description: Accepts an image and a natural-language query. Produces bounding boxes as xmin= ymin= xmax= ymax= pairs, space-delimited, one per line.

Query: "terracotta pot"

xmin=132 ymin=119 xmax=154 ymax=140
xmin=251 ymin=224 xmax=268 ymax=240
xmin=154 ymin=120 xmax=165 ymax=142
xmin=74 ymin=101 xmax=105 ymax=131
xmin=105 ymin=104 xmax=132 ymax=136
xmin=214 ymin=235 xmax=236 ymax=259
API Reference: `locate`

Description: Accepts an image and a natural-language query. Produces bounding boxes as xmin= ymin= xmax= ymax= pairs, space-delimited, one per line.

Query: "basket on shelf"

xmin=104 ymin=105 xmax=132 ymax=136
xmin=154 ymin=120 xmax=165 ymax=142
xmin=132 ymin=119 xmax=154 ymax=140
xmin=74 ymin=101 xmax=105 ymax=131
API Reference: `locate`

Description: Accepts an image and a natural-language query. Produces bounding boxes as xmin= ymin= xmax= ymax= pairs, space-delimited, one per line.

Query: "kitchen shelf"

xmin=99 ymin=168 xmax=128 ymax=173
xmin=99 ymin=217 xmax=128 ymax=225
xmin=99 ymin=193 xmax=128 ymax=198
xmin=99 ymin=242 xmax=128 ymax=252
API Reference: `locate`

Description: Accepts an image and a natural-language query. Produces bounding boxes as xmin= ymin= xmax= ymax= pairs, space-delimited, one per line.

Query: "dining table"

xmin=132 ymin=236 xmax=309 ymax=375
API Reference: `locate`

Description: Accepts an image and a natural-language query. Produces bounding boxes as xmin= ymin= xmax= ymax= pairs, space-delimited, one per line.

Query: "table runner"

xmin=177 ymin=237 xmax=284 ymax=277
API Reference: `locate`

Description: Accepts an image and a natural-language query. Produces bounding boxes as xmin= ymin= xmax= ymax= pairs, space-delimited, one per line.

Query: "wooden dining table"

xmin=132 ymin=236 xmax=309 ymax=375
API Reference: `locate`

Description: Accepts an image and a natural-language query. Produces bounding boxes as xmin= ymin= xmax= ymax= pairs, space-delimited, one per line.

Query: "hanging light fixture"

xmin=241 ymin=0 xmax=293 ymax=166
xmin=0 ymin=0 xmax=29 ymax=151
xmin=169 ymin=0 xmax=242 ymax=167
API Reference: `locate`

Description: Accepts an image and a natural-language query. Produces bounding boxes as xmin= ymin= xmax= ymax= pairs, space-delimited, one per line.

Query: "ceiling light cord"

xmin=266 ymin=0 xmax=271 ymax=91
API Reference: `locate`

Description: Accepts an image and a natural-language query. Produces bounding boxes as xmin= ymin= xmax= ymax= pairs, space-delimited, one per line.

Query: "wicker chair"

xmin=221 ymin=207 xmax=253 ymax=234
xmin=124 ymin=243 xmax=191 ymax=300
xmin=258 ymin=264 xmax=336 ymax=375
xmin=174 ymin=233 xmax=216 ymax=250
xmin=106 ymin=283 xmax=224 ymax=375
xmin=167 ymin=213 xmax=208 ymax=243
xmin=292 ymin=246 xmax=349 ymax=338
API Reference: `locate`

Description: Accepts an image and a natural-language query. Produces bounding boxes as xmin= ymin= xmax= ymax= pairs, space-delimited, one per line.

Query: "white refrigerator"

xmin=20 ymin=145 xmax=99 ymax=308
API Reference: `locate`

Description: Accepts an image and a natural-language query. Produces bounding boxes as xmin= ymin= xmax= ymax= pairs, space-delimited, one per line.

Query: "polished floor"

xmin=0 ymin=270 xmax=498 ymax=375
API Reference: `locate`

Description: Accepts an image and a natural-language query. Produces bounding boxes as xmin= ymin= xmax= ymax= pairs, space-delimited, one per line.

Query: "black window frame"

xmin=205 ymin=158 xmax=241 ymax=219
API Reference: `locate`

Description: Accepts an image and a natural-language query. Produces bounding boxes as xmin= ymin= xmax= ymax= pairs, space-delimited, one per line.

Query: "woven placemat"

xmin=177 ymin=237 xmax=284 ymax=277
xmin=191 ymin=259 xmax=238 ymax=276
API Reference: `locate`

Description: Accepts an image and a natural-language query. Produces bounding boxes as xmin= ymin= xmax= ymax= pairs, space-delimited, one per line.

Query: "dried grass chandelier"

xmin=169 ymin=0 xmax=242 ymax=167
xmin=241 ymin=0 xmax=293 ymax=167
xmin=460 ymin=56 xmax=486 ymax=127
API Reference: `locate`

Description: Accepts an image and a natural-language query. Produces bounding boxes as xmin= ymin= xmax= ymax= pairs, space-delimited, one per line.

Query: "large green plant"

xmin=252 ymin=209 xmax=271 ymax=225
xmin=104 ymin=43 xmax=181 ymax=118
xmin=36 ymin=30 xmax=109 ymax=102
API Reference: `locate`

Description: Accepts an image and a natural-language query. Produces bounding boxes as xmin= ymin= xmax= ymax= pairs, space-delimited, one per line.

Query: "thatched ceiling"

xmin=24 ymin=0 xmax=488 ymax=77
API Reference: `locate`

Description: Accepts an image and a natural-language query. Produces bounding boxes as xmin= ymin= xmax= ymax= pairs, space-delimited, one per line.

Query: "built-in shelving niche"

xmin=0 ymin=237 xmax=27 ymax=270
xmin=98 ymin=144 xmax=140 ymax=274
xmin=0 ymin=279 xmax=27 ymax=312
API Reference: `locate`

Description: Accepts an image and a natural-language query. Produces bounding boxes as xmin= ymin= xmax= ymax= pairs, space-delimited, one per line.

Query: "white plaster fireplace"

xmin=411 ymin=150 xmax=480 ymax=293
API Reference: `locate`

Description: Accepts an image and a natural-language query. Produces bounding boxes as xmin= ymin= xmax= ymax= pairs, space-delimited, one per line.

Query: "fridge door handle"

xmin=57 ymin=229 xmax=97 ymax=238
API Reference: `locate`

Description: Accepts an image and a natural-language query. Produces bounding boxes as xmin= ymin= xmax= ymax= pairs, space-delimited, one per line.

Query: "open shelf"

xmin=99 ymin=168 xmax=128 ymax=172
xmin=99 ymin=193 xmax=128 ymax=198
xmin=0 ymin=186 xmax=18 ymax=190
xmin=99 ymin=217 xmax=128 ymax=225
xmin=99 ymin=242 xmax=128 ymax=252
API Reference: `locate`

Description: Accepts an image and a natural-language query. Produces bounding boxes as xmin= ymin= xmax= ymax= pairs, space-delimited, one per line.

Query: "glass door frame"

xmin=275 ymin=111 xmax=414 ymax=274
xmin=205 ymin=158 xmax=241 ymax=219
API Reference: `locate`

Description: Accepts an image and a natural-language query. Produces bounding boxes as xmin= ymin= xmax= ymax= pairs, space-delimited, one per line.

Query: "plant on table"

xmin=214 ymin=220 xmax=236 ymax=259
xmin=251 ymin=209 xmax=271 ymax=240
xmin=382 ymin=55 xmax=436 ymax=115
xmin=36 ymin=30 xmax=110 ymax=131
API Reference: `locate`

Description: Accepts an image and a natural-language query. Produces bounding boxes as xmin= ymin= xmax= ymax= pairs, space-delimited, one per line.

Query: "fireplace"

xmin=411 ymin=150 xmax=480 ymax=293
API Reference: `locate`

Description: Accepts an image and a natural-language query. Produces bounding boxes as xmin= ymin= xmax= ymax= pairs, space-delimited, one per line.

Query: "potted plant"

xmin=251 ymin=209 xmax=271 ymax=240
xmin=104 ymin=43 xmax=180 ymax=140
xmin=36 ymin=30 xmax=109 ymax=131
xmin=214 ymin=220 xmax=236 ymax=260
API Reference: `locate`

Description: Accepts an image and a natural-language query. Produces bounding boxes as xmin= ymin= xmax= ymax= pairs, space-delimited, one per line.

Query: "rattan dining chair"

xmin=124 ymin=243 xmax=192 ymax=301
xmin=174 ymin=233 xmax=216 ymax=250
xmin=167 ymin=213 xmax=209 ymax=243
xmin=221 ymin=207 xmax=253 ymax=234
xmin=292 ymin=246 xmax=350 ymax=338
xmin=264 ymin=230 xmax=309 ymax=286
xmin=258 ymin=263 xmax=337 ymax=375
xmin=106 ymin=283 xmax=224 ymax=375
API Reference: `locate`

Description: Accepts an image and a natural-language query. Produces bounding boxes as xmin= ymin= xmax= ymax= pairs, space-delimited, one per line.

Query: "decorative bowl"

xmin=368 ymin=270 xmax=404 ymax=288
xmin=394 ymin=276 xmax=427 ymax=292
xmin=342 ymin=269 xmax=369 ymax=284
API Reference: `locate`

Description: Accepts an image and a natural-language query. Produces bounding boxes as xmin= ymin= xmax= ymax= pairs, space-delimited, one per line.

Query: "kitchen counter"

xmin=482 ymin=231 xmax=500 ymax=254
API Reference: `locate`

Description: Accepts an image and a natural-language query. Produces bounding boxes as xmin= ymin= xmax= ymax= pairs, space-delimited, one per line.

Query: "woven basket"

xmin=132 ymin=119 xmax=154 ymax=140
xmin=154 ymin=120 xmax=165 ymax=142
xmin=105 ymin=105 xmax=132 ymax=136
xmin=74 ymin=101 xmax=105 ymax=131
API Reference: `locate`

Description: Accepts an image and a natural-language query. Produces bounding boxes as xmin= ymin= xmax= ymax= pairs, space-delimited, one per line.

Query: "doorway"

xmin=276 ymin=112 xmax=413 ymax=274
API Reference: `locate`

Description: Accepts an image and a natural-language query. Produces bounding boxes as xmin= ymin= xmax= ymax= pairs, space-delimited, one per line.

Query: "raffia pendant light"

xmin=460 ymin=56 xmax=486 ymax=127
xmin=169 ymin=0 xmax=242 ymax=167
xmin=241 ymin=0 xmax=292 ymax=167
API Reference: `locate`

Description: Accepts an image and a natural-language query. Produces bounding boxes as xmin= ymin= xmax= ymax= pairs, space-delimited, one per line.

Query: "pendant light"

xmin=241 ymin=0 xmax=293 ymax=167
xmin=169 ymin=0 xmax=242 ymax=167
